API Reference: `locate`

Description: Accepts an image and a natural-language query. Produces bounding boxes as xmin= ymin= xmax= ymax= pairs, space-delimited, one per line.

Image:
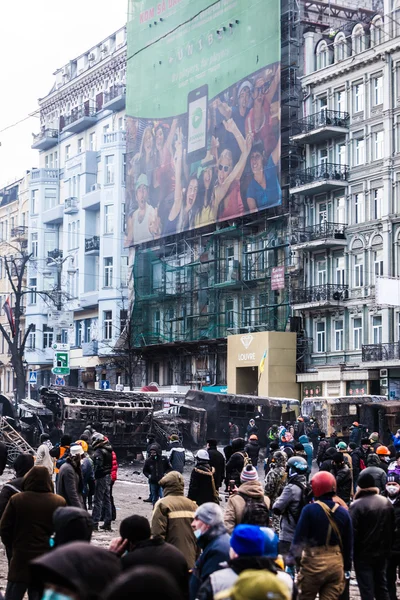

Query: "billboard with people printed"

xmin=126 ymin=0 xmax=280 ymax=246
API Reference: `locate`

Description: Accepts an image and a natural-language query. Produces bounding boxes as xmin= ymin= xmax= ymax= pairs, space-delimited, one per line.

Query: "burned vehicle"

xmin=184 ymin=390 xmax=300 ymax=445
xmin=153 ymin=403 xmax=207 ymax=449
xmin=39 ymin=386 xmax=153 ymax=454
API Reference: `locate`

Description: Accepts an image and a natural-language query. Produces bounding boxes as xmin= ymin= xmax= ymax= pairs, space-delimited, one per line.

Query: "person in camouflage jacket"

xmin=264 ymin=450 xmax=287 ymax=533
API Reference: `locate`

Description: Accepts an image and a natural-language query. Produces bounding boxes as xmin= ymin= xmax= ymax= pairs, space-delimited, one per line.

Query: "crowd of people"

xmin=0 ymin=419 xmax=400 ymax=599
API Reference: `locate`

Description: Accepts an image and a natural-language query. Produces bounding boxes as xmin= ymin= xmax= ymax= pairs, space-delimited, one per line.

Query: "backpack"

xmin=239 ymin=493 xmax=270 ymax=527
xmin=359 ymin=457 xmax=366 ymax=471
xmin=286 ymin=479 xmax=312 ymax=523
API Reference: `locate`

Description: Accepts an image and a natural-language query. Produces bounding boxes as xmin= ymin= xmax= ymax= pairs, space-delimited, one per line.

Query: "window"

xmin=120 ymin=256 xmax=129 ymax=286
xmin=65 ymin=145 xmax=71 ymax=161
xmin=355 ymin=193 xmax=365 ymax=223
xmin=103 ymin=311 xmax=113 ymax=340
xmin=28 ymin=325 xmax=36 ymax=350
xmin=84 ymin=319 xmax=91 ymax=343
xmin=105 ymin=155 xmax=114 ymax=184
xmin=44 ymin=189 xmax=57 ymax=211
xmin=31 ymin=190 xmax=38 ymax=215
xmin=29 ymin=278 xmax=37 ymax=304
xmin=226 ymin=299 xmax=234 ymax=329
xmin=316 ymin=322 xmax=326 ymax=353
xmin=122 ymin=154 xmax=126 ymax=185
xmin=43 ymin=325 xmax=54 ymax=349
xmin=354 ymin=84 xmax=364 ymax=113
xmin=353 ymin=317 xmax=363 ymax=350
xmin=335 ymin=256 xmax=345 ymax=285
xmin=89 ymin=132 xmax=96 ymax=151
xmin=354 ymin=254 xmax=364 ymax=287
xmin=337 ymin=144 xmax=346 ymax=166
xmin=104 ymin=257 xmax=113 ymax=287
xmin=335 ymin=90 xmax=345 ymax=113
xmin=372 ymin=315 xmax=382 ymax=344
xmin=335 ymin=197 xmax=345 ymax=224
xmin=373 ymin=131 xmax=384 ymax=160
xmin=77 ymin=138 xmax=83 ymax=154
xmin=242 ymin=297 xmax=253 ymax=327
xmin=334 ymin=320 xmax=344 ymax=351
xmin=54 ymin=151 xmax=58 ymax=168
xmin=373 ymin=250 xmax=384 ymax=282
xmin=373 ymin=76 xmax=383 ymax=106
xmin=316 ymin=41 xmax=329 ymax=70
xmin=154 ymin=310 xmax=161 ymax=334
xmin=121 ymin=203 xmax=126 ymax=232
xmin=352 ymin=25 xmax=365 ymax=54
xmin=75 ymin=321 xmax=83 ymax=347
xmin=354 ymin=137 xmax=365 ymax=165
xmin=259 ymin=293 xmax=268 ymax=324
xmin=371 ymin=17 xmax=384 ymax=46
xmin=120 ymin=310 xmax=128 ymax=331
xmin=317 ymin=260 xmax=327 ymax=285
xmin=373 ymin=189 xmax=383 ymax=219
xmin=31 ymin=233 xmax=38 ymax=258
xmin=334 ymin=34 xmax=346 ymax=62
xmin=104 ymin=204 xmax=114 ymax=234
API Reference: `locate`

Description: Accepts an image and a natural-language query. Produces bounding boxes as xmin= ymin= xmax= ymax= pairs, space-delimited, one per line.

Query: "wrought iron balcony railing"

xmin=104 ymin=85 xmax=126 ymax=103
xmin=290 ymin=163 xmax=349 ymax=188
xmin=291 ymin=284 xmax=349 ymax=304
xmin=292 ymin=221 xmax=346 ymax=244
xmin=85 ymin=236 xmax=100 ymax=252
xmin=47 ymin=249 xmax=63 ymax=263
xmin=64 ymin=105 xmax=96 ymax=127
xmin=362 ymin=342 xmax=400 ymax=362
xmin=292 ymin=110 xmax=350 ymax=135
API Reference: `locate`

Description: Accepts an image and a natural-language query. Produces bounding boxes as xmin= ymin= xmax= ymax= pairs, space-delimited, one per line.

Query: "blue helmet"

xmin=259 ymin=527 xmax=279 ymax=558
xmin=287 ymin=455 xmax=308 ymax=476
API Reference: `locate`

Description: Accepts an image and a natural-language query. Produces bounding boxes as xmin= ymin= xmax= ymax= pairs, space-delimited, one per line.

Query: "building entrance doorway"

xmin=236 ymin=367 xmax=258 ymax=395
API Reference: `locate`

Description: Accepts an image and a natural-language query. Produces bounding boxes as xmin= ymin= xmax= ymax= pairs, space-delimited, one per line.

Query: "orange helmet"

xmin=311 ymin=471 xmax=336 ymax=498
xmin=298 ymin=417 xmax=304 ymax=422
xmin=376 ymin=445 xmax=391 ymax=456
xmin=249 ymin=434 xmax=258 ymax=441
xmin=352 ymin=422 xmax=359 ymax=427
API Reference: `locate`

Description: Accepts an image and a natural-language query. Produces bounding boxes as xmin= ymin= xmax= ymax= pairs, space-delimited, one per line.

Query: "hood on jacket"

xmin=103 ymin=565 xmax=184 ymax=600
xmin=238 ymin=480 xmax=265 ymax=498
xmin=22 ymin=466 xmax=54 ymax=493
xmin=14 ymin=453 xmax=35 ymax=478
xmin=53 ymin=507 xmax=93 ymax=547
xmin=148 ymin=444 xmax=162 ymax=457
xmin=31 ymin=541 xmax=121 ymax=600
xmin=159 ymin=471 xmax=184 ymax=496
xmin=271 ymin=451 xmax=287 ymax=469
xmin=299 ymin=435 xmax=310 ymax=444
xmin=325 ymin=447 xmax=337 ymax=458
xmin=231 ymin=438 xmax=245 ymax=452
xmin=367 ymin=454 xmax=381 ymax=468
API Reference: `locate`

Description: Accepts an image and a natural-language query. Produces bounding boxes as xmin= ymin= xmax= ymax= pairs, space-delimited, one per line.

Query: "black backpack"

xmin=239 ymin=492 xmax=270 ymax=527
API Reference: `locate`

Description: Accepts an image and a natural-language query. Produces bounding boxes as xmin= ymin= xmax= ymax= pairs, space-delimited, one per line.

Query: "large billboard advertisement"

xmin=126 ymin=0 xmax=281 ymax=246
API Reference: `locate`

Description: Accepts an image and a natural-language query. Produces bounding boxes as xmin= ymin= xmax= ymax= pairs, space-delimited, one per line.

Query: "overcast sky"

xmin=0 ymin=1 xmax=127 ymax=188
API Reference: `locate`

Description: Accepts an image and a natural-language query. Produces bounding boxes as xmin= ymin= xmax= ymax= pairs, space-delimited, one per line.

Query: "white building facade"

xmin=27 ymin=27 xmax=129 ymax=389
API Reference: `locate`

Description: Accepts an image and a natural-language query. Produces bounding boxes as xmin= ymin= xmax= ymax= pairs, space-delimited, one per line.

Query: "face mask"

xmin=386 ymin=486 xmax=399 ymax=496
xmin=193 ymin=528 xmax=203 ymax=539
xmin=42 ymin=589 xmax=75 ymax=600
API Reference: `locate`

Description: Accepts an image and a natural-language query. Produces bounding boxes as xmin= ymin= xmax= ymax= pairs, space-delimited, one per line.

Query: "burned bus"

xmin=39 ymin=386 xmax=153 ymax=453
xmin=301 ymin=395 xmax=400 ymax=443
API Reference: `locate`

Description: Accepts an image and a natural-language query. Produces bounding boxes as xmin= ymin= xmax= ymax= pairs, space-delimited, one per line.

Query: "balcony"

xmin=290 ymin=163 xmax=349 ymax=195
xmin=362 ymin=342 xmax=400 ymax=363
xmin=291 ymin=284 xmax=349 ymax=309
xmin=31 ymin=129 xmax=59 ymax=151
xmin=85 ymin=236 xmax=100 ymax=254
xmin=82 ymin=340 xmax=99 ymax=356
xmin=30 ymin=168 xmax=59 ymax=184
xmin=82 ymin=185 xmax=101 ymax=210
xmin=291 ymin=110 xmax=350 ymax=144
xmin=291 ymin=222 xmax=346 ymax=250
xmin=63 ymin=105 xmax=97 ymax=133
xmin=103 ymin=85 xmax=126 ymax=111
xmin=11 ymin=226 xmax=27 ymax=241
xmin=47 ymin=249 xmax=63 ymax=264
xmin=42 ymin=203 xmax=63 ymax=225
xmin=64 ymin=197 xmax=79 ymax=214
xmin=102 ymin=131 xmax=126 ymax=147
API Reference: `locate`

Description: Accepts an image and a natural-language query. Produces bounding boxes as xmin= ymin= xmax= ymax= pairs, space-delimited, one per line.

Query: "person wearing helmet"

xmin=291 ymin=471 xmax=352 ymax=600
xmin=188 ymin=449 xmax=219 ymax=506
xmin=272 ymin=456 xmax=309 ymax=559
xmin=369 ymin=431 xmax=382 ymax=452
xmin=294 ymin=417 xmax=305 ymax=441
xmin=383 ymin=472 xmax=400 ymax=600
xmin=377 ymin=446 xmax=391 ymax=473
xmin=245 ymin=435 xmax=260 ymax=466
xmin=264 ymin=451 xmax=287 ymax=534
xmin=316 ymin=432 xmax=331 ymax=467
xmin=349 ymin=422 xmax=364 ymax=446
xmin=75 ymin=439 xmax=95 ymax=510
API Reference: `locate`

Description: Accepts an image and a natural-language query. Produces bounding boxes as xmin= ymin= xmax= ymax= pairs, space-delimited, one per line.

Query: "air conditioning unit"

xmin=380 ymin=368 xmax=388 ymax=378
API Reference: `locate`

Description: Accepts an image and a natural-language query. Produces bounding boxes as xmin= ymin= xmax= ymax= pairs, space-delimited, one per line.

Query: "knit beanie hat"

xmin=195 ymin=502 xmax=224 ymax=526
xmin=230 ymin=525 xmax=266 ymax=557
xmin=370 ymin=432 xmax=379 ymax=442
xmin=361 ymin=438 xmax=370 ymax=446
xmin=387 ymin=472 xmax=400 ymax=484
xmin=240 ymin=464 xmax=258 ymax=483
xmin=196 ymin=449 xmax=210 ymax=461
xmin=357 ymin=471 xmax=376 ymax=489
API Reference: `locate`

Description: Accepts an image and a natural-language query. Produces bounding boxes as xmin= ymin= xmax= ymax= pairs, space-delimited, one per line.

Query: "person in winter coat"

xmin=337 ymin=440 xmax=353 ymax=470
xmin=349 ymin=422 xmax=363 ymax=446
xmin=31 ymin=541 xmax=121 ymax=600
xmin=225 ymin=438 xmax=250 ymax=488
xmin=245 ymin=419 xmax=258 ymax=441
xmin=168 ymin=435 xmax=186 ymax=474
xmin=245 ymin=435 xmax=260 ymax=466
xmin=383 ymin=472 xmax=400 ymax=600
xmin=319 ymin=446 xmax=337 ymax=473
xmin=369 ymin=431 xmax=382 ymax=452
xmin=188 ymin=450 xmax=219 ymax=506
xmin=308 ymin=421 xmax=321 ymax=458
xmin=294 ymin=417 xmax=305 ymax=441
xmin=0 ymin=453 xmax=34 ymax=523
xmin=316 ymin=432 xmax=330 ymax=466
xmin=50 ymin=434 xmax=72 ymax=472
xmin=376 ymin=445 xmax=391 ymax=473
xmin=264 ymin=450 xmax=287 ymax=533
xmin=332 ymin=452 xmax=352 ymax=505
xmin=56 ymin=444 xmax=85 ymax=508
xmin=350 ymin=470 xmax=394 ymax=600
xmin=52 ymin=506 xmax=93 ymax=547
xmin=224 ymin=465 xmax=270 ymax=534
xmin=207 ymin=439 xmax=225 ymax=489
xmin=92 ymin=433 xmax=114 ymax=530
xmin=143 ymin=443 xmax=171 ymax=506
xmin=110 ymin=448 xmax=118 ymax=521
xmin=104 ymin=565 xmax=185 ymax=600
xmin=390 ymin=429 xmax=400 ymax=452
xmin=299 ymin=434 xmax=313 ymax=474
xmin=35 ymin=433 xmax=54 ymax=476
xmin=272 ymin=455 xmax=309 ymax=558
xmin=0 ymin=466 xmax=66 ymax=600
xmin=352 ymin=438 xmax=371 ymax=486
xmin=75 ymin=439 xmax=95 ymax=510
xmin=0 ymin=433 xmax=8 ymax=476
xmin=264 ymin=441 xmax=280 ymax=475
xmin=228 ymin=422 xmax=239 ymax=443
xmin=388 ymin=451 xmax=400 ymax=478
xmin=190 ymin=503 xmax=230 ymax=600
xmin=151 ymin=470 xmax=198 ymax=569
xmin=360 ymin=453 xmax=387 ymax=492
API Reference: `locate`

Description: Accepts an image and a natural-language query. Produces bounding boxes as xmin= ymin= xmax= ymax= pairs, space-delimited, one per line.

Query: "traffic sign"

xmin=100 ymin=380 xmax=110 ymax=390
xmin=52 ymin=367 xmax=70 ymax=375
xmin=55 ymin=376 xmax=65 ymax=386
xmin=52 ymin=343 xmax=70 ymax=351
xmin=115 ymin=383 xmax=124 ymax=392
xmin=28 ymin=371 xmax=37 ymax=384
xmin=54 ymin=351 xmax=69 ymax=368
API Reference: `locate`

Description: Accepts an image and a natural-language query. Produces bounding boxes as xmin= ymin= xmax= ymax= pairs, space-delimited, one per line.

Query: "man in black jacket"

xmin=91 ymin=433 xmax=113 ymax=531
xmin=207 ymin=439 xmax=225 ymax=490
xmin=143 ymin=444 xmax=171 ymax=506
xmin=245 ymin=435 xmax=260 ymax=466
xmin=352 ymin=438 xmax=371 ymax=491
xmin=225 ymin=438 xmax=249 ymax=488
xmin=332 ymin=452 xmax=352 ymax=505
xmin=349 ymin=471 xmax=394 ymax=600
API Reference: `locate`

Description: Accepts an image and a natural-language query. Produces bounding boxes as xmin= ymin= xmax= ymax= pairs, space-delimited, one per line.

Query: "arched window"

xmin=316 ymin=40 xmax=329 ymax=70
xmin=334 ymin=33 xmax=347 ymax=62
xmin=370 ymin=16 xmax=384 ymax=46
xmin=352 ymin=24 xmax=365 ymax=54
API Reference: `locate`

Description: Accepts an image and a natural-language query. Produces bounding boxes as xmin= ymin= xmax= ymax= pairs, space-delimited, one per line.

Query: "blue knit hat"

xmin=230 ymin=525 xmax=266 ymax=557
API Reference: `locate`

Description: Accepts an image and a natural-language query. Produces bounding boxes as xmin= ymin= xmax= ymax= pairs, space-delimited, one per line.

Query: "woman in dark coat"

xmin=188 ymin=450 xmax=219 ymax=506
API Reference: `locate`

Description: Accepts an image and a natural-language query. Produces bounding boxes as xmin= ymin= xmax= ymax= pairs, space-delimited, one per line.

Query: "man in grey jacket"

xmin=56 ymin=444 xmax=85 ymax=509
xmin=272 ymin=455 xmax=308 ymax=558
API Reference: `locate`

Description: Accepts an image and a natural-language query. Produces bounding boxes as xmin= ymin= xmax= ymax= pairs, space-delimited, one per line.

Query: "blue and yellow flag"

xmin=259 ymin=350 xmax=267 ymax=374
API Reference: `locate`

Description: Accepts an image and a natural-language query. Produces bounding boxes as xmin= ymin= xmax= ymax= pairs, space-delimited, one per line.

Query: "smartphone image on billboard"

xmin=187 ymin=84 xmax=208 ymax=163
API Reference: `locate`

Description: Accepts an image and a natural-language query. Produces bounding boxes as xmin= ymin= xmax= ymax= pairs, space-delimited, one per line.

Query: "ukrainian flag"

xmin=259 ymin=349 xmax=267 ymax=374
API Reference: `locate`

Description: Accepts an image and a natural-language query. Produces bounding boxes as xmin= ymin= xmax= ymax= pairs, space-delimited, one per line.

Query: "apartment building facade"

xmin=26 ymin=27 xmax=129 ymax=389
xmin=290 ymin=0 xmax=400 ymax=398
